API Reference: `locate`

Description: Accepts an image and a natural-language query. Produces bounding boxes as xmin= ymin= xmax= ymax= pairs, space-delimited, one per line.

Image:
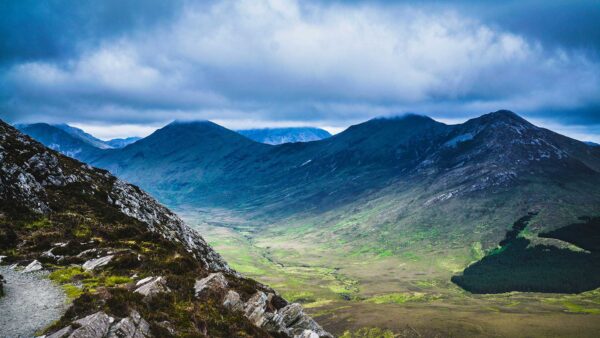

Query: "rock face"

xmin=44 ymin=311 xmax=152 ymax=338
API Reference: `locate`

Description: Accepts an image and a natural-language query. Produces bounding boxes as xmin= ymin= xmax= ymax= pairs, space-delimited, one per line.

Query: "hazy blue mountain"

xmin=586 ymin=141 xmax=600 ymax=147
xmin=106 ymin=136 xmax=142 ymax=148
xmin=15 ymin=123 xmax=100 ymax=160
xmin=54 ymin=123 xmax=112 ymax=149
xmin=237 ymin=127 xmax=331 ymax=144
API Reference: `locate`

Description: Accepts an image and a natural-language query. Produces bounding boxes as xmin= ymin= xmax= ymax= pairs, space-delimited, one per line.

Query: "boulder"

xmin=243 ymin=291 xmax=268 ymax=326
xmin=296 ymin=330 xmax=320 ymax=338
xmin=279 ymin=303 xmax=332 ymax=338
xmin=22 ymin=259 xmax=42 ymax=273
xmin=134 ymin=276 xmax=170 ymax=297
xmin=222 ymin=290 xmax=244 ymax=312
xmin=45 ymin=325 xmax=74 ymax=338
xmin=43 ymin=310 xmax=153 ymax=338
xmin=82 ymin=255 xmax=114 ymax=271
xmin=194 ymin=272 xmax=228 ymax=297
xmin=70 ymin=311 xmax=114 ymax=338
xmin=107 ymin=310 xmax=152 ymax=338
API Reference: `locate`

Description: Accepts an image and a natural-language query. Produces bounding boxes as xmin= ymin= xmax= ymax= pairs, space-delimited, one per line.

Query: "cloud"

xmin=1 ymin=0 xmax=599 ymax=141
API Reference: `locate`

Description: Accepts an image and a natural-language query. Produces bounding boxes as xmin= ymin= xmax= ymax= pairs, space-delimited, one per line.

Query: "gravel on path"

xmin=0 ymin=266 xmax=68 ymax=338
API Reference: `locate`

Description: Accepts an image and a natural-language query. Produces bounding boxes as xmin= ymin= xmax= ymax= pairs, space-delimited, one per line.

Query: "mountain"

xmin=586 ymin=141 xmax=600 ymax=147
xmin=106 ymin=137 xmax=142 ymax=148
xmin=54 ymin=123 xmax=113 ymax=149
xmin=238 ymin=127 xmax=331 ymax=144
xmin=84 ymin=110 xmax=600 ymax=247
xmin=15 ymin=123 xmax=101 ymax=160
xmin=0 ymin=120 xmax=331 ymax=337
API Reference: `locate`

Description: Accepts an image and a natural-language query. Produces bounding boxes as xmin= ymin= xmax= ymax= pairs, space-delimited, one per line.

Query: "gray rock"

xmin=134 ymin=276 xmax=170 ymax=297
xmin=243 ymin=291 xmax=268 ymax=326
xmin=194 ymin=272 xmax=228 ymax=297
xmin=222 ymin=290 xmax=244 ymax=312
xmin=279 ymin=303 xmax=332 ymax=338
xmin=69 ymin=311 xmax=113 ymax=338
xmin=22 ymin=260 xmax=43 ymax=273
xmin=296 ymin=330 xmax=320 ymax=338
xmin=107 ymin=310 xmax=152 ymax=338
xmin=135 ymin=276 xmax=154 ymax=287
xmin=82 ymin=255 xmax=114 ymax=271
xmin=45 ymin=325 xmax=73 ymax=338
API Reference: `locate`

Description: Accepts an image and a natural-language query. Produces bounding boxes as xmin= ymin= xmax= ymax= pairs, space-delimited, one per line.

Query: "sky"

xmin=1 ymin=0 xmax=599 ymax=141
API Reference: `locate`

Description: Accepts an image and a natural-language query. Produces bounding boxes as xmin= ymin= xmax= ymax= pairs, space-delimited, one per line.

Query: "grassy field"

xmin=180 ymin=208 xmax=600 ymax=337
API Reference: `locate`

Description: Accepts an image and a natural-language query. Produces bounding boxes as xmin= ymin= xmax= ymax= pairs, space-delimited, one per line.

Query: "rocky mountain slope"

xmin=0 ymin=120 xmax=330 ymax=337
xmin=237 ymin=128 xmax=331 ymax=145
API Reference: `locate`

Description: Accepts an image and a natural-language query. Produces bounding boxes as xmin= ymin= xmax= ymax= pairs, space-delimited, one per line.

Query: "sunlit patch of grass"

xmin=104 ymin=275 xmax=132 ymax=287
xmin=25 ymin=218 xmax=52 ymax=229
xmin=62 ymin=283 xmax=83 ymax=300
xmin=339 ymin=327 xmax=395 ymax=338
xmin=364 ymin=292 xmax=440 ymax=304
xmin=562 ymin=302 xmax=600 ymax=314
xmin=49 ymin=266 xmax=90 ymax=283
xmin=282 ymin=290 xmax=317 ymax=303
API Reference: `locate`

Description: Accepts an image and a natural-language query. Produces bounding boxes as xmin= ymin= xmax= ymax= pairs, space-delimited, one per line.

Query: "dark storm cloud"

xmin=0 ymin=0 xmax=599 ymax=141
xmin=0 ymin=0 xmax=186 ymax=65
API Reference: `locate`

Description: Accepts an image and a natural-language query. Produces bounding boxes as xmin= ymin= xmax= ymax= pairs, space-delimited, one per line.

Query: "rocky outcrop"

xmin=43 ymin=311 xmax=152 ymax=338
xmin=107 ymin=310 xmax=151 ymax=338
xmin=194 ymin=272 xmax=228 ymax=297
xmin=220 ymin=287 xmax=332 ymax=338
xmin=109 ymin=179 xmax=231 ymax=273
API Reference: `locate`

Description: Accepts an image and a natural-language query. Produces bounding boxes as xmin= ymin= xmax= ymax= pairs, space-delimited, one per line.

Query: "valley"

xmin=181 ymin=208 xmax=600 ymax=337
xmin=13 ymin=110 xmax=600 ymax=337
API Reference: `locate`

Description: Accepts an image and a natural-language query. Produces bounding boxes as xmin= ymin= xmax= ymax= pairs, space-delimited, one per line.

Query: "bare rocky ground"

xmin=0 ymin=266 xmax=68 ymax=338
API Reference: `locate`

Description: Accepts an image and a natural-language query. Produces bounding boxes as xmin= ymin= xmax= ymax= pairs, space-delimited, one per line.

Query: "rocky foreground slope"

xmin=0 ymin=120 xmax=331 ymax=338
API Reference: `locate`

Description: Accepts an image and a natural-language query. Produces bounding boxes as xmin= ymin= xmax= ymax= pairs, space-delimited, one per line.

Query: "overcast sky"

xmin=1 ymin=0 xmax=599 ymax=141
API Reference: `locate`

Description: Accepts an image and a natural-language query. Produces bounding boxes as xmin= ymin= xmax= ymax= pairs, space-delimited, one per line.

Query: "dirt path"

xmin=0 ymin=266 xmax=68 ymax=338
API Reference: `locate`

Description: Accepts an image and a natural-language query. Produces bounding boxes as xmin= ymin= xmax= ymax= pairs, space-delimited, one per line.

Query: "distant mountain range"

xmin=16 ymin=111 xmax=600 ymax=293
xmin=237 ymin=127 xmax=331 ymax=144
xmin=15 ymin=123 xmax=141 ymax=155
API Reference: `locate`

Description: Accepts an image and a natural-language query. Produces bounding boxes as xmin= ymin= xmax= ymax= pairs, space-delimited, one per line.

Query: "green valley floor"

xmin=181 ymin=208 xmax=600 ymax=338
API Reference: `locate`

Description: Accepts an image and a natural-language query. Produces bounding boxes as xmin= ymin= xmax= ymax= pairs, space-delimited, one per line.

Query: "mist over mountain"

xmin=15 ymin=123 xmax=101 ymax=159
xmin=53 ymin=123 xmax=113 ymax=149
xmin=237 ymin=127 xmax=331 ymax=145
xmin=105 ymin=137 xmax=142 ymax=148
